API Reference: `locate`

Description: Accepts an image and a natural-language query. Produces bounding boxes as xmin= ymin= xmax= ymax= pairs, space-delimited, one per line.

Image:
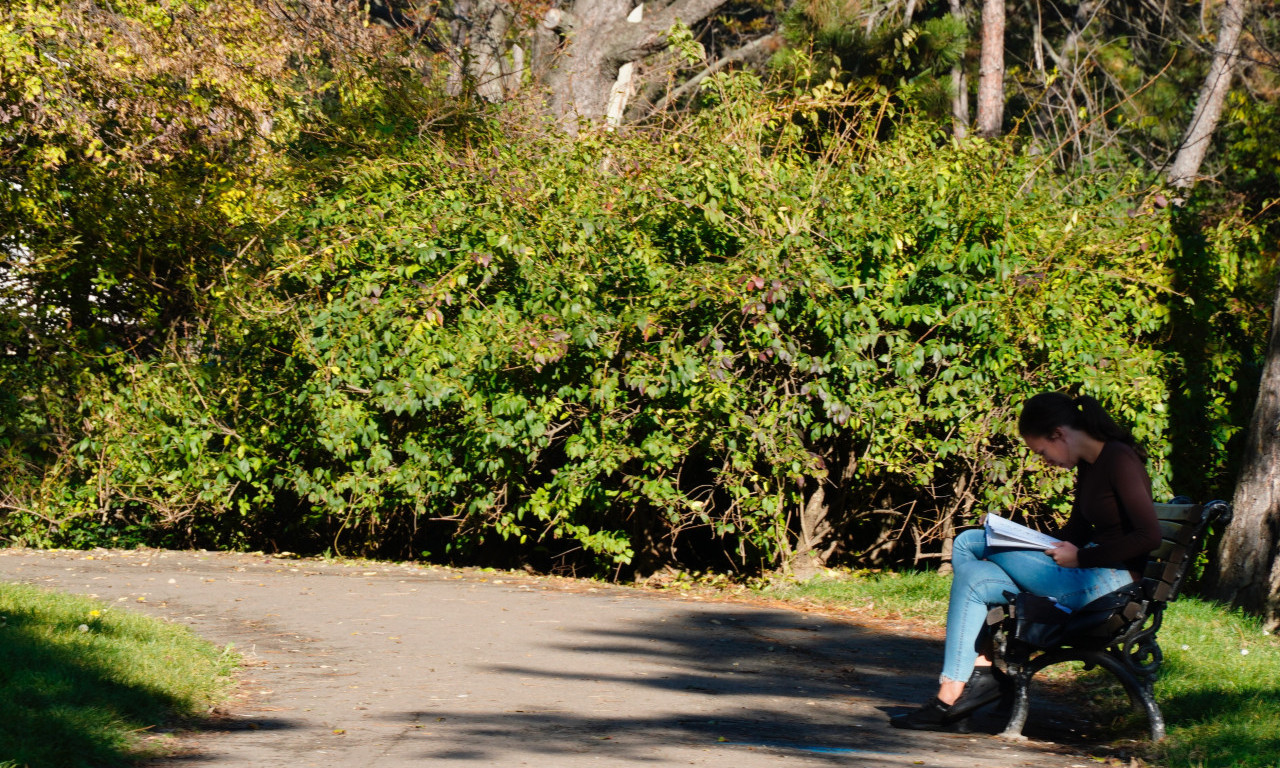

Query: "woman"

xmin=890 ymin=392 xmax=1163 ymax=731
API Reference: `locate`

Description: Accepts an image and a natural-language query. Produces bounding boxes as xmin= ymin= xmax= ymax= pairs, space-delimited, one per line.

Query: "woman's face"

xmin=1023 ymin=428 xmax=1076 ymax=469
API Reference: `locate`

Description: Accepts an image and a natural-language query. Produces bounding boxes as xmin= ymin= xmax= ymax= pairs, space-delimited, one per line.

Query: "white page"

xmin=984 ymin=513 xmax=1062 ymax=550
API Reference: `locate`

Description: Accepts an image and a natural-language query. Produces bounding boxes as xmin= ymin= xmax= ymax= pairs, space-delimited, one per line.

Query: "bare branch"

xmin=605 ymin=0 xmax=734 ymax=65
xmin=1167 ymin=0 xmax=1248 ymax=188
xmin=639 ymin=33 xmax=782 ymax=119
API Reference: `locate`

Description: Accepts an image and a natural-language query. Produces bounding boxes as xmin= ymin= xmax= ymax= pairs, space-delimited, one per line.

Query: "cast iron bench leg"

xmin=1000 ymin=669 xmax=1034 ymax=738
xmin=1000 ymin=653 xmax=1166 ymax=741
xmin=1084 ymin=651 xmax=1167 ymax=741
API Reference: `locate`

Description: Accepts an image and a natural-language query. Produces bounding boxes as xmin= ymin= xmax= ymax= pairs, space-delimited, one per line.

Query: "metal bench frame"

xmin=985 ymin=498 xmax=1233 ymax=741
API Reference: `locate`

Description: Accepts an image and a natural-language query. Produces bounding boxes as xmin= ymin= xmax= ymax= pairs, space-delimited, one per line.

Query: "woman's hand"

xmin=1045 ymin=541 xmax=1080 ymax=568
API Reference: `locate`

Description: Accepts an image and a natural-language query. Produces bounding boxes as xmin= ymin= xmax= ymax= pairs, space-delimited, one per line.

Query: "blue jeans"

xmin=940 ymin=527 xmax=1134 ymax=683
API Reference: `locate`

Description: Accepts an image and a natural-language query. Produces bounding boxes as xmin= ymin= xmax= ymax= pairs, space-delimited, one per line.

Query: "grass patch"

xmin=1145 ymin=599 xmax=1280 ymax=767
xmin=759 ymin=569 xmax=1280 ymax=767
xmin=0 ymin=581 xmax=238 ymax=767
xmin=759 ymin=568 xmax=952 ymax=624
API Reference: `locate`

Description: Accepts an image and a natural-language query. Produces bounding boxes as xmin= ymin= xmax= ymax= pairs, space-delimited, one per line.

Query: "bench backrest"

xmin=1142 ymin=500 xmax=1233 ymax=604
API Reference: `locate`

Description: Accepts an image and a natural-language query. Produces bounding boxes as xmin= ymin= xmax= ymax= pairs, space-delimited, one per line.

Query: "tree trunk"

xmin=605 ymin=4 xmax=645 ymax=127
xmin=791 ymin=485 xmax=833 ymax=578
xmin=538 ymin=0 xmax=633 ymax=132
xmin=536 ymin=0 xmax=733 ymax=133
xmin=951 ymin=67 xmax=970 ymax=139
xmin=788 ymin=450 xmax=858 ymax=576
xmin=1167 ymin=0 xmax=1247 ymax=188
xmin=949 ymin=0 xmax=969 ymax=139
xmin=975 ymin=0 xmax=1004 ymax=137
xmin=1207 ymin=273 xmax=1280 ymax=630
xmin=447 ymin=0 xmax=514 ymax=103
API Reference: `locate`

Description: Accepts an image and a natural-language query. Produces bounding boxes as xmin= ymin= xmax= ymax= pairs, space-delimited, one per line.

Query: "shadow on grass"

xmin=385 ymin=607 xmax=1103 ymax=762
xmin=0 ymin=602 xmax=299 ymax=768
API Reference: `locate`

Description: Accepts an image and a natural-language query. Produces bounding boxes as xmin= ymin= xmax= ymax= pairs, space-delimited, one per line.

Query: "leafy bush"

xmin=13 ymin=76 xmax=1245 ymax=577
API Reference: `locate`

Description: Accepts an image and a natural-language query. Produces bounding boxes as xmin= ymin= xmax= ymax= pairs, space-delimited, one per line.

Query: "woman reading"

xmin=891 ymin=392 xmax=1162 ymax=731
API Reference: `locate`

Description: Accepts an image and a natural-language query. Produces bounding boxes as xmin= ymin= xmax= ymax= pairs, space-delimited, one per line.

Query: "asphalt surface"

xmin=0 ymin=548 xmax=1119 ymax=768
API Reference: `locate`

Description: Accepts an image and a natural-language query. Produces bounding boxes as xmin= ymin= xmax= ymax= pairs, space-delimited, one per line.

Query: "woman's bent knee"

xmin=951 ymin=528 xmax=987 ymax=565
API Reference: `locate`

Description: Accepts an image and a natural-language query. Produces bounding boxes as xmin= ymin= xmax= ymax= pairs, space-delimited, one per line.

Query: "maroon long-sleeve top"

xmin=1056 ymin=441 xmax=1163 ymax=574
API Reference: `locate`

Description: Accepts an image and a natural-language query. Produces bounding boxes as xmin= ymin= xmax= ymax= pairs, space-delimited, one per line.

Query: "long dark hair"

xmin=1018 ymin=392 xmax=1146 ymax=461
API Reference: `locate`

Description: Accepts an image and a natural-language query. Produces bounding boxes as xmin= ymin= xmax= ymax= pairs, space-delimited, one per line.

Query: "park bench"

xmin=985 ymin=497 xmax=1233 ymax=741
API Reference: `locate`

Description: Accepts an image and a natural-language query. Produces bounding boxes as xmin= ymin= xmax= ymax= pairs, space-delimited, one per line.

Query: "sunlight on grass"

xmin=1149 ymin=599 xmax=1280 ymax=768
xmin=758 ymin=569 xmax=951 ymax=624
xmin=0 ymin=582 xmax=238 ymax=768
xmin=761 ymin=570 xmax=1280 ymax=767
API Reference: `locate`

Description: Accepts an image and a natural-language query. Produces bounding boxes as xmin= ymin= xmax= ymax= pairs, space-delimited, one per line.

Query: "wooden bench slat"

xmin=1149 ymin=540 xmax=1190 ymax=563
xmin=1153 ymin=502 xmax=1202 ymax=523
xmin=1144 ymin=558 xmax=1184 ymax=584
xmin=1157 ymin=519 xmax=1198 ymax=545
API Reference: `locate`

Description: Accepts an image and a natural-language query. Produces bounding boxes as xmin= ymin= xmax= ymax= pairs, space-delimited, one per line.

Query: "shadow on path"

xmin=388 ymin=606 xmax=1094 ymax=762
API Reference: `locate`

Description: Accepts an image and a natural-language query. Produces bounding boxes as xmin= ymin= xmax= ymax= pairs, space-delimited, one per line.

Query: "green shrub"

xmin=5 ymin=76 xmax=1261 ymax=574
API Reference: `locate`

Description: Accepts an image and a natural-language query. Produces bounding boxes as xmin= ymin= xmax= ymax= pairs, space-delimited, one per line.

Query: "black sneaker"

xmin=889 ymin=697 xmax=973 ymax=732
xmin=947 ymin=666 xmax=1006 ymax=717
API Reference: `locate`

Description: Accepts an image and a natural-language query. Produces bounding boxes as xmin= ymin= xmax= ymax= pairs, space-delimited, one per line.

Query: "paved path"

xmin=0 ymin=548 xmax=1109 ymax=768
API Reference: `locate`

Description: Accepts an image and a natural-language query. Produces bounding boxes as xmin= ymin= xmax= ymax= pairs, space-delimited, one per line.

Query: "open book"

xmin=984 ymin=513 xmax=1062 ymax=551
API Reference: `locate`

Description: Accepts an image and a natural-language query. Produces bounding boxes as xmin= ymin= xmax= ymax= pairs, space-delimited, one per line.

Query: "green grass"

xmin=759 ymin=570 xmax=1280 ymax=768
xmin=0 ymin=582 xmax=238 ymax=768
xmin=761 ymin=568 xmax=953 ymax=624
xmin=1146 ymin=600 xmax=1280 ymax=767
